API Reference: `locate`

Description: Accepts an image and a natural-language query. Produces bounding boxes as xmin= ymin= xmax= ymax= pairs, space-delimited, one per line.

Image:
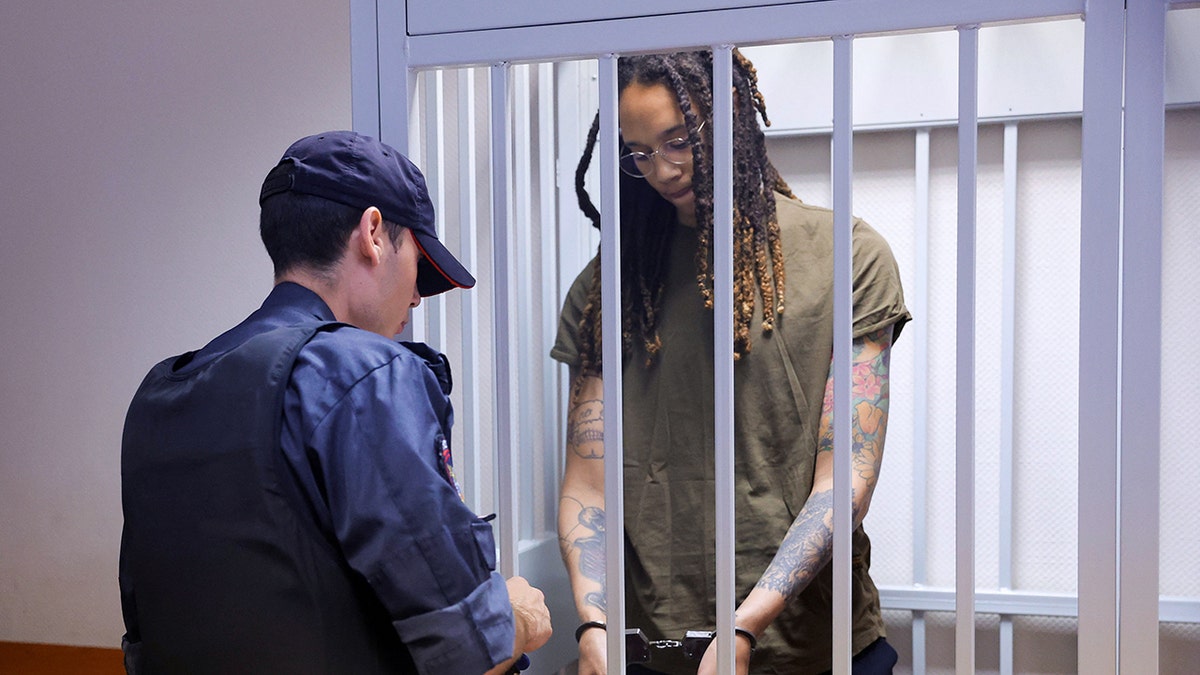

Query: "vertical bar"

xmin=369 ymin=0 xmax=421 ymax=336
xmin=406 ymin=80 xmax=426 ymax=343
xmin=376 ymin=0 xmax=412 ymax=155
xmin=553 ymin=59 xmax=593 ymax=488
xmin=376 ymin=0 xmax=415 ymax=339
xmin=554 ymin=60 xmax=601 ymax=302
xmin=458 ymin=67 xmax=483 ymax=510
xmin=372 ymin=0 xmax=414 ymax=346
xmin=490 ymin=62 xmax=519 ymax=576
xmin=1120 ymin=0 xmax=1165 ymax=671
xmin=912 ymin=127 xmax=931 ymax=675
xmin=955 ymin=25 xmax=979 ymax=675
xmin=597 ymin=53 xmax=627 ymax=674
xmin=423 ymin=70 xmax=448 ymax=348
xmin=349 ymin=0 xmax=380 ymax=136
xmin=999 ymin=122 xmax=1018 ymax=675
xmin=711 ymin=44 xmax=737 ymax=675
xmin=538 ymin=62 xmax=562 ymax=531
xmin=831 ymin=34 xmax=855 ymax=675
xmin=408 ymin=80 xmax=423 ymax=171
xmin=513 ymin=64 xmax=535 ymax=539
xmin=1078 ymin=0 xmax=1124 ymax=671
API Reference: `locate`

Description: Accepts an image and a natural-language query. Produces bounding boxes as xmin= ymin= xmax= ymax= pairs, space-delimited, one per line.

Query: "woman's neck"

xmin=676 ymin=206 xmax=697 ymax=228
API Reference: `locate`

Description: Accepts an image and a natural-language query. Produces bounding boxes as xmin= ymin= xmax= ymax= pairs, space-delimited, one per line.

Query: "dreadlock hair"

xmin=574 ymin=48 xmax=795 ymax=376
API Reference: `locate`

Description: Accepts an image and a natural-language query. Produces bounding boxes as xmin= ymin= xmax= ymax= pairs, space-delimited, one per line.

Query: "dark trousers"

xmin=627 ymin=637 xmax=897 ymax=675
xmin=818 ymin=637 xmax=898 ymax=675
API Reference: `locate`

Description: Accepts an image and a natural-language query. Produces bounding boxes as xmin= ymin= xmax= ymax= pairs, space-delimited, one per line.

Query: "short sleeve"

xmin=851 ymin=218 xmax=911 ymax=343
xmin=550 ymin=257 xmax=598 ymax=368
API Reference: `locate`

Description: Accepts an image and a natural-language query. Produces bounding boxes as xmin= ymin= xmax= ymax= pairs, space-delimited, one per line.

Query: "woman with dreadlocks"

xmin=553 ymin=49 xmax=909 ymax=675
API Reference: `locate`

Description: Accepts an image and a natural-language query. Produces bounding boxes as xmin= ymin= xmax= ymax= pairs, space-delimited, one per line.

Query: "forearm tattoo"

xmin=756 ymin=327 xmax=893 ymax=598
xmin=560 ymin=496 xmax=608 ymax=613
xmin=755 ymin=489 xmax=834 ymax=595
xmin=567 ymin=397 xmax=605 ymax=459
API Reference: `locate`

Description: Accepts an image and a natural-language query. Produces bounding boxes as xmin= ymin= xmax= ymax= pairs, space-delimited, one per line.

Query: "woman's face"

xmin=618 ymin=81 xmax=699 ymax=227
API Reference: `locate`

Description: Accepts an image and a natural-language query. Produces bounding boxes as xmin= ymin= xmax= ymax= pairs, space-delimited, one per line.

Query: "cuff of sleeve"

xmin=393 ymin=572 xmax=515 ymax=674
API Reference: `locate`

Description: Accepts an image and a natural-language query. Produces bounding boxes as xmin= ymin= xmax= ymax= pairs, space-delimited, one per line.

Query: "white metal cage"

xmin=351 ymin=1 xmax=1199 ymax=673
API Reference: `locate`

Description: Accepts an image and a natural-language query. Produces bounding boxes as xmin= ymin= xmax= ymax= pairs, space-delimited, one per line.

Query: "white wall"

xmin=0 ymin=0 xmax=351 ymax=647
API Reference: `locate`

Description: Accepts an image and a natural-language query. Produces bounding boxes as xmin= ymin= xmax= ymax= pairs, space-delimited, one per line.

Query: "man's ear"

xmin=353 ymin=207 xmax=385 ymax=265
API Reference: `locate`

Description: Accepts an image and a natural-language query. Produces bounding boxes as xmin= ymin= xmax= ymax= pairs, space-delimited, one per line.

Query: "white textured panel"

xmin=1012 ymin=119 xmax=1081 ymax=594
xmin=1165 ymin=8 xmax=1200 ymax=106
xmin=977 ymin=20 xmax=1083 ymax=120
xmin=771 ymin=119 xmax=1093 ymax=603
xmin=885 ymin=612 xmax=1082 ymax=675
xmin=847 ymin=130 xmax=919 ymax=587
xmin=1161 ymin=108 xmax=1200 ymax=599
xmin=925 ymin=126 xmax=962 ymax=589
xmin=973 ymin=124 xmax=1006 ymax=593
xmin=767 ymin=134 xmax=832 ymax=208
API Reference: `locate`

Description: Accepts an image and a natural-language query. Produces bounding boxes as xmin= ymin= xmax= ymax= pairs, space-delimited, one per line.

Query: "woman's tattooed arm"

xmin=748 ymin=324 xmax=895 ymax=605
xmin=558 ymin=374 xmax=609 ymax=618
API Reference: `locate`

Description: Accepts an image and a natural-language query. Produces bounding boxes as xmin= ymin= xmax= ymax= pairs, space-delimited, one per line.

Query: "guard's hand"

xmin=506 ymin=576 xmax=552 ymax=654
xmin=575 ymin=625 xmax=608 ymax=675
xmin=695 ymin=632 xmax=752 ymax=675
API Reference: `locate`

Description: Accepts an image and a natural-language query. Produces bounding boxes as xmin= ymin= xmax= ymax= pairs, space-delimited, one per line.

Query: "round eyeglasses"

xmin=619 ymin=122 xmax=705 ymax=178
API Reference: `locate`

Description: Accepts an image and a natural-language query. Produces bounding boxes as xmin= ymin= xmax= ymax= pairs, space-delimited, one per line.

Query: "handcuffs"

xmin=576 ymin=621 xmax=757 ymax=664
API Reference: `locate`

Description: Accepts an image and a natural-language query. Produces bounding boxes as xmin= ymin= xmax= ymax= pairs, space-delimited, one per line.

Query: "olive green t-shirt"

xmin=552 ymin=195 xmax=910 ymax=674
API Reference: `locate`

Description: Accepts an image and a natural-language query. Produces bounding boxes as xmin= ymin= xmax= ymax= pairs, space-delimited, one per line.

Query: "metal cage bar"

xmin=489 ymin=62 xmax=519 ymax=576
xmin=455 ymin=67 xmax=485 ymax=510
xmin=421 ymin=70 xmax=448 ymax=347
xmin=513 ymin=65 xmax=536 ymax=539
xmin=711 ymin=43 xmax=737 ymax=675
xmin=538 ymin=62 xmax=564 ymax=534
xmin=955 ymin=23 xmax=980 ymax=675
xmin=597 ymin=53 xmax=627 ymax=674
xmin=376 ymin=0 xmax=412 ymax=152
xmin=911 ymin=126 xmax=932 ymax=675
xmin=999 ymin=120 xmax=1019 ymax=675
xmin=831 ymin=33 xmax=856 ymax=675
xmin=1120 ymin=0 xmax=1166 ymax=671
xmin=1078 ymin=1 xmax=1124 ymax=671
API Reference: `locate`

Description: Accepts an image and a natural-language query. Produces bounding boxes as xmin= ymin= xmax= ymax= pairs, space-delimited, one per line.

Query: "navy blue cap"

xmin=259 ymin=130 xmax=475 ymax=297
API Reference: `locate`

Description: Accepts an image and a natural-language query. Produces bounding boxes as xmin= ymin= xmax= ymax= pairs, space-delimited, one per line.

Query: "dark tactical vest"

xmin=119 ymin=322 xmax=416 ymax=674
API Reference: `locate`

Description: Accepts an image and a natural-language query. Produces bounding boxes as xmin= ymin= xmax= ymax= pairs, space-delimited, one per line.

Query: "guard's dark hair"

xmin=574 ymin=49 xmax=795 ymax=375
xmin=260 ymin=192 xmax=405 ymax=278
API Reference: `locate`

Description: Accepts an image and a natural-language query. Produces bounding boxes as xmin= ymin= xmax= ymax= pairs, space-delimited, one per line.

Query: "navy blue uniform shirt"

xmin=132 ymin=282 xmax=515 ymax=673
xmin=273 ymin=283 xmax=514 ymax=672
